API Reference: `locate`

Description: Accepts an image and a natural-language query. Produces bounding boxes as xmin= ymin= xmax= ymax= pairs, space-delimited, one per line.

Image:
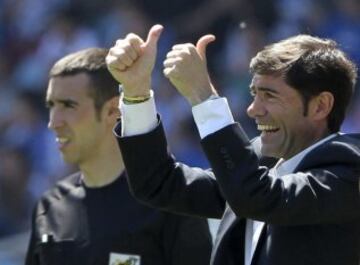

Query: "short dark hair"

xmin=49 ymin=48 xmax=119 ymax=117
xmin=250 ymin=35 xmax=358 ymax=132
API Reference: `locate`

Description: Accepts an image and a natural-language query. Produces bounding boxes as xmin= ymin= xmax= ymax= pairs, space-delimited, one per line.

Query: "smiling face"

xmin=46 ymin=73 xmax=108 ymax=165
xmin=247 ymin=74 xmax=324 ymax=159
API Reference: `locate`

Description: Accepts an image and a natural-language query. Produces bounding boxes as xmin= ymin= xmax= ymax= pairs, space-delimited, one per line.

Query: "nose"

xmin=246 ymin=96 xmax=266 ymax=119
xmin=48 ymin=108 xmax=64 ymax=130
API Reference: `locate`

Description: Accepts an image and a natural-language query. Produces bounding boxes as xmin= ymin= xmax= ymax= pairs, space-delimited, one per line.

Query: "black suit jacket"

xmin=115 ymin=121 xmax=360 ymax=265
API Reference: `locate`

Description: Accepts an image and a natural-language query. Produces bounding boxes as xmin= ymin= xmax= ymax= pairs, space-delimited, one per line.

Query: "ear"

xmin=308 ymin=91 xmax=334 ymax=121
xmin=104 ymin=96 xmax=120 ymax=124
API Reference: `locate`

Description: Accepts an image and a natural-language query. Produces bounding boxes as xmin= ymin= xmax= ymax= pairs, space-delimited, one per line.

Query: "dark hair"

xmin=49 ymin=48 xmax=119 ymax=118
xmin=249 ymin=35 xmax=358 ymax=132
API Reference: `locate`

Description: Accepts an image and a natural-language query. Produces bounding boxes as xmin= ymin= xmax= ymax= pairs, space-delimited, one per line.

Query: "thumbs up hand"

xmin=163 ymin=34 xmax=218 ymax=106
xmin=106 ymin=24 xmax=163 ymax=98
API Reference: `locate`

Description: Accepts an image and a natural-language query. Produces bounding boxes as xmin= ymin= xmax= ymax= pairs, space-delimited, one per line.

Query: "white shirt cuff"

xmin=192 ymin=97 xmax=235 ymax=139
xmin=120 ymin=90 xmax=157 ymax=136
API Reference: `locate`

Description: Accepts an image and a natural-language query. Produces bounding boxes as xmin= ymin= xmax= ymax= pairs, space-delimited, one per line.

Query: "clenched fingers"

xmin=163 ymin=44 xmax=198 ymax=78
xmin=107 ymin=35 xmax=144 ymax=71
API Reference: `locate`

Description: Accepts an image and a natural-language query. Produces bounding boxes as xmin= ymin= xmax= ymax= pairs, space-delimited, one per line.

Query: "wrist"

xmin=120 ymin=81 xmax=151 ymax=99
xmin=123 ymin=92 xmax=151 ymax=98
xmin=121 ymin=89 xmax=153 ymax=105
xmin=188 ymin=90 xmax=219 ymax=106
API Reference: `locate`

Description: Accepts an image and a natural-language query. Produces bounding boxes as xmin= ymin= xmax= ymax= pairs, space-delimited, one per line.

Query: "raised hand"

xmin=106 ymin=24 xmax=163 ymax=98
xmin=163 ymin=35 xmax=218 ymax=106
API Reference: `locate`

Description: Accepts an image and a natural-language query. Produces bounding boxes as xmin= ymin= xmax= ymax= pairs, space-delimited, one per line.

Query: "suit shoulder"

xmin=325 ymin=133 xmax=360 ymax=161
xmin=332 ymin=133 xmax=360 ymax=148
xmin=303 ymin=133 xmax=360 ymax=169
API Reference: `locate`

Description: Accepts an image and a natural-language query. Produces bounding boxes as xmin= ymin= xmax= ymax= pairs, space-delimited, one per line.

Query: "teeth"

xmin=257 ymin=124 xmax=279 ymax=131
xmin=56 ymin=137 xmax=69 ymax=144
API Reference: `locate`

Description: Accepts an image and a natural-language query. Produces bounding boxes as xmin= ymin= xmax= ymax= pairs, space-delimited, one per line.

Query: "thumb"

xmin=144 ymin=24 xmax=164 ymax=50
xmin=196 ymin=34 xmax=216 ymax=60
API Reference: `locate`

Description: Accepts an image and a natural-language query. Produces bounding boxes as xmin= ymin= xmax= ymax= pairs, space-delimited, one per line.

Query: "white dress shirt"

xmin=120 ymin=92 xmax=337 ymax=265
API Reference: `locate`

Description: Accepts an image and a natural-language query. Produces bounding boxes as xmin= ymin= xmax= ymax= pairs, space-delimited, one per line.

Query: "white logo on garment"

xmin=109 ymin=252 xmax=141 ymax=265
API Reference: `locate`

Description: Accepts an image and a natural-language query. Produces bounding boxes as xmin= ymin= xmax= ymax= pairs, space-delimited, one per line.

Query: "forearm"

xmin=115 ymin=121 xmax=225 ymax=218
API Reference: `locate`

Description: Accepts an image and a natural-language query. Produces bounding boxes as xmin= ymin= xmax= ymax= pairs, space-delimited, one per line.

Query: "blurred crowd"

xmin=0 ymin=0 xmax=359 ymax=263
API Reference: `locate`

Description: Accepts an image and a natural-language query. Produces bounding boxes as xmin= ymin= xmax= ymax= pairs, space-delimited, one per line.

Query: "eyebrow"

xmin=45 ymin=98 xmax=79 ymax=106
xmin=249 ymin=85 xmax=279 ymax=94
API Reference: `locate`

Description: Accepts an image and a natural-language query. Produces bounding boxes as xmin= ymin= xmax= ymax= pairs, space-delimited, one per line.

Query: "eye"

xmin=59 ymin=99 xmax=78 ymax=109
xmin=264 ymin=91 xmax=274 ymax=98
xmin=63 ymin=101 xmax=76 ymax=108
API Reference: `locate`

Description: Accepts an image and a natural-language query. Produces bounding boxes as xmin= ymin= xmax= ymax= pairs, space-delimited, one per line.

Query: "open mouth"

xmin=56 ymin=137 xmax=70 ymax=149
xmin=56 ymin=137 xmax=69 ymax=144
xmin=257 ymin=124 xmax=280 ymax=133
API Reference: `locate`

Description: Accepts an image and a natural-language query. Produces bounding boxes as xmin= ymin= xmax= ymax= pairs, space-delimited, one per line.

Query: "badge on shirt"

xmin=109 ymin=252 xmax=141 ymax=265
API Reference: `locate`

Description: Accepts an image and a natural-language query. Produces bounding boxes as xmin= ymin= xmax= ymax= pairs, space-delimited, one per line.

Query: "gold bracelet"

xmin=122 ymin=94 xmax=151 ymax=104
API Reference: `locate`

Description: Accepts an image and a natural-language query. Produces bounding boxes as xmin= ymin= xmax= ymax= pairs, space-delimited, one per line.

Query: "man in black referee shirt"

xmin=25 ymin=48 xmax=212 ymax=265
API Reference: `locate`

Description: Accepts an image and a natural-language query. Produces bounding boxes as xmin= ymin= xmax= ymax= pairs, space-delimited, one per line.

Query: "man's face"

xmin=46 ymin=73 xmax=107 ymax=165
xmin=247 ymin=74 xmax=319 ymax=159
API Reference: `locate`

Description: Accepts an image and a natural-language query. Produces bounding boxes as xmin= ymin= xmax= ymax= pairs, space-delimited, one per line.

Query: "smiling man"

xmin=247 ymin=73 xmax=329 ymax=160
xmin=25 ymin=48 xmax=212 ymax=265
xmin=107 ymin=25 xmax=360 ymax=265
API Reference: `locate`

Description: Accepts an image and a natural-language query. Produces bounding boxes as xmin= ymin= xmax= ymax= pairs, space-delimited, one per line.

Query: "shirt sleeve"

xmin=192 ymin=97 xmax=235 ymax=139
xmin=120 ymin=91 xmax=235 ymax=139
xmin=120 ymin=90 xmax=158 ymax=136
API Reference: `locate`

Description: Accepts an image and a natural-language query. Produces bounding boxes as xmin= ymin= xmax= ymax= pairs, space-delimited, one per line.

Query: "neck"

xmin=283 ymin=127 xmax=332 ymax=160
xmin=80 ymin=136 xmax=125 ymax=188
